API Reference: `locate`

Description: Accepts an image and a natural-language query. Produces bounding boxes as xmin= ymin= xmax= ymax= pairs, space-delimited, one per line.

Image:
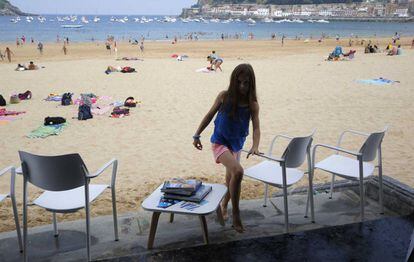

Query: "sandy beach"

xmin=0 ymin=38 xmax=413 ymax=232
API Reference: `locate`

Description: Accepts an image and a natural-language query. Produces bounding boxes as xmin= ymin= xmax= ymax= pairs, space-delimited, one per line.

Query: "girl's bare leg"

xmin=220 ymin=169 xmax=231 ymax=220
xmin=218 ymin=151 xmax=245 ymax=233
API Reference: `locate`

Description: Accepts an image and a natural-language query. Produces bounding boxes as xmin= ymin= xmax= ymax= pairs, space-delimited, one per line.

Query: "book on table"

xmin=163 ymin=185 xmax=212 ymax=203
xmin=161 ymin=178 xmax=202 ymax=196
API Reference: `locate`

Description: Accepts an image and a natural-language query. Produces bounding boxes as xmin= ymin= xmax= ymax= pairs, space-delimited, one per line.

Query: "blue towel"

xmin=356 ymin=78 xmax=400 ymax=86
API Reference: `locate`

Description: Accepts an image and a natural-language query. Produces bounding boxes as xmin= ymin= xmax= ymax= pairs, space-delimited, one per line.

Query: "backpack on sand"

xmin=0 ymin=95 xmax=6 ymax=106
xmin=61 ymin=93 xmax=72 ymax=106
xmin=78 ymin=105 xmax=93 ymax=120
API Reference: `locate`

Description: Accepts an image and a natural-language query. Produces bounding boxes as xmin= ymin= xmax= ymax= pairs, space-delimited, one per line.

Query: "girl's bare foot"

xmin=220 ymin=203 xmax=229 ymax=221
xmin=232 ymin=216 xmax=245 ymax=233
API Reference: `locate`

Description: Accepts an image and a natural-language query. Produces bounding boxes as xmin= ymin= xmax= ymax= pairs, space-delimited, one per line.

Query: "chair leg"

xmin=378 ymin=164 xmax=384 ymax=215
xmin=358 ymin=160 xmax=365 ymax=221
xmin=329 ymin=174 xmax=335 ymax=199
xmin=304 ymin=187 xmax=310 ymax=218
xmin=111 ymin=187 xmax=119 ymax=241
xmin=53 ymin=212 xmax=59 ymax=237
xmin=11 ymin=194 xmax=23 ymax=252
xmin=281 ymin=165 xmax=289 ymax=233
xmin=23 ymin=181 xmax=28 ymax=262
xmin=263 ymin=183 xmax=268 ymax=207
xmin=85 ymin=183 xmax=91 ymax=261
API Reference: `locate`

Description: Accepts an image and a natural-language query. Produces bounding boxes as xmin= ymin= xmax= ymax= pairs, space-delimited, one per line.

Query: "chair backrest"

xmin=19 ymin=151 xmax=88 ymax=191
xmin=282 ymin=135 xmax=313 ymax=168
xmin=359 ymin=130 xmax=386 ymax=162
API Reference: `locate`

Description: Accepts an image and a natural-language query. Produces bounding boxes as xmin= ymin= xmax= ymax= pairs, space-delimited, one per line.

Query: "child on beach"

xmin=193 ymin=64 xmax=261 ymax=233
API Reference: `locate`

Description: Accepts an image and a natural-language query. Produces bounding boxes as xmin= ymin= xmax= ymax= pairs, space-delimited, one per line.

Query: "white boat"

xmin=10 ymin=17 xmax=19 ymax=23
xmin=210 ymin=18 xmax=220 ymax=23
xmin=81 ymin=16 xmax=89 ymax=24
xmin=292 ymin=19 xmax=304 ymax=23
xmin=245 ymin=18 xmax=256 ymax=24
xmin=61 ymin=24 xmax=83 ymax=28
xmin=38 ymin=16 xmax=46 ymax=23
xmin=316 ymin=19 xmax=329 ymax=23
xmin=93 ymin=16 xmax=100 ymax=23
xmin=262 ymin=18 xmax=273 ymax=23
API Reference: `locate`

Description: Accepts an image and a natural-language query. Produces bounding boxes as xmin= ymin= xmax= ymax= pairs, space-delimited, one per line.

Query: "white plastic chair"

xmin=0 ymin=166 xmax=23 ymax=252
xmin=306 ymin=127 xmax=388 ymax=222
xmin=18 ymin=151 xmax=119 ymax=262
xmin=244 ymin=131 xmax=314 ymax=232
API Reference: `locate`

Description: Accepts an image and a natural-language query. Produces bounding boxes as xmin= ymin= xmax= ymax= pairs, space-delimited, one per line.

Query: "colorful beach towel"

xmin=45 ymin=94 xmax=62 ymax=102
xmin=0 ymin=108 xmax=26 ymax=116
xmin=0 ymin=116 xmax=19 ymax=125
xmin=27 ymin=123 xmax=68 ymax=138
xmin=357 ymin=78 xmax=400 ymax=86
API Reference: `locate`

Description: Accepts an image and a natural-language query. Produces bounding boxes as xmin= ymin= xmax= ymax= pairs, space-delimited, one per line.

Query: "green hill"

xmin=0 ymin=0 xmax=29 ymax=16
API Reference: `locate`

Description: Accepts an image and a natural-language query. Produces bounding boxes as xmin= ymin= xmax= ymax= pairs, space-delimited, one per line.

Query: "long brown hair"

xmin=222 ymin=63 xmax=257 ymax=119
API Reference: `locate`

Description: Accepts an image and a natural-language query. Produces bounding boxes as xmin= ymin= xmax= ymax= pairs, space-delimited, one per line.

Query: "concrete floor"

xmin=0 ymin=190 xmax=402 ymax=261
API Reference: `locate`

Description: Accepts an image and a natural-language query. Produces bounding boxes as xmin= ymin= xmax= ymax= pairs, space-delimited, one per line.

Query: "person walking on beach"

xmin=411 ymin=39 xmax=414 ymax=49
xmin=193 ymin=64 xmax=261 ymax=233
xmin=281 ymin=34 xmax=285 ymax=46
xmin=37 ymin=42 xmax=44 ymax=55
xmin=5 ymin=47 xmax=14 ymax=63
xmin=0 ymin=50 xmax=4 ymax=61
xmin=139 ymin=41 xmax=144 ymax=53
xmin=62 ymin=43 xmax=67 ymax=55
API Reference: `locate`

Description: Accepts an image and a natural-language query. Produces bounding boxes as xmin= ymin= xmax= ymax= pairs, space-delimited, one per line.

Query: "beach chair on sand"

xmin=243 ymin=131 xmax=315 ymax=233
xmin=0 ymin=166 xmax=23 ymax=252
xmin=305 ymin=127 xmax=388 ymax=223
xmin=18 ymin=151 xmax=119 ymax=262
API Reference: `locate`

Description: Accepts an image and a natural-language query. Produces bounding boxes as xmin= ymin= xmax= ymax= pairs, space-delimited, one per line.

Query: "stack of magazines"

xmin=161 ymin=178 xmax=212 ymax=203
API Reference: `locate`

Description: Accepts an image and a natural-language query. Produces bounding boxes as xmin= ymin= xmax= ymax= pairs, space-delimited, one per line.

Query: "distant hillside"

xmin=0 ymin=0 xmax=30 ymax=16
xmin=198 ymin=0 xmax=363 ymax=5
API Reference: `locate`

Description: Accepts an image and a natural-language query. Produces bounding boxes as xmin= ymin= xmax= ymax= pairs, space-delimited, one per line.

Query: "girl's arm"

xmin=247 ymin=102 xmax=261 ymax=158
xmin=193 ymin=91 xmax=225 ymax=150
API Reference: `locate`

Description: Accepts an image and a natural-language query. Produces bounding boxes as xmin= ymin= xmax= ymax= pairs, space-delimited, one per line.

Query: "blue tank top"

xmin=211 ymin=103 xmax=251 ymax=152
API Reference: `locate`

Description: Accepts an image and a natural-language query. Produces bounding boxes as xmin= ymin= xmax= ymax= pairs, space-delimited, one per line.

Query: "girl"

xmin=193 ymin=64 xmax=261 ymax=233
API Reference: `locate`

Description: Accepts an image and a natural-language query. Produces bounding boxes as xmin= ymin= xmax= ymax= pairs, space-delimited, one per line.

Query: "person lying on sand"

xmin=105 ymin=65 xmax=136 ymax=74
xmin=27 ymin=61 xmax=39 ymax=70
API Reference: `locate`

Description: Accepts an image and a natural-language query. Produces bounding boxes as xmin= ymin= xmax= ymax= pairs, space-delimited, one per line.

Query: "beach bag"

xmin=111 ymin=107 xmax=129 ymax=118
xmin=124 ymin=97 xmax=137 ymax=107
xmin=121 ymin=67 xmax=135 ymax=73
xmin=61 ymin=93 xmax=72 ymax=106
xmin=0 ymin=95 xmax=5 ymax=106
xmin=44 ymin=117 xmax=66 ymax=126
xmin=78 ymin=105 xmax=93 ymax=120
xmin=18 ymin=90 xmax=32 ymax=100
xmin=10 ymin=95 xmax=20 ymax=104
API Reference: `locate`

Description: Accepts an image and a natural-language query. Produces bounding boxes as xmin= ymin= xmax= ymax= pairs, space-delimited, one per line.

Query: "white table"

xmin=141 ymin=183 xmax=227 ymax=249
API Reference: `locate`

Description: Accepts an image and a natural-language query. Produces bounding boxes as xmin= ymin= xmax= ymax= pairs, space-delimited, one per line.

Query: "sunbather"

xmin=27 ymin=61 xmax=39 ymax=70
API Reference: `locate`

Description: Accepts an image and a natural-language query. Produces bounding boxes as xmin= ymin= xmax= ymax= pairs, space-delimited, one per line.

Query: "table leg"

xmin=199 ymin=215 xmax=209 ymax=244
xmin=147 ymin=212 xmax=161 ymax=249
xmin=216 ymin=207 xmax=225 ymax=226
xmin=169 ymin=213 xmax=174 ymax=223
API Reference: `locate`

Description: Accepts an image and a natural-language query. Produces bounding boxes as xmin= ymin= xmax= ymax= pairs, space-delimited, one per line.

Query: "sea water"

xmin=1 ymin=15 xmax=414 ymax=42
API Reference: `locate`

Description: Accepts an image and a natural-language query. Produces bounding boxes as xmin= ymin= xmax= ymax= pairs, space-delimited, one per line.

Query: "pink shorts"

xmin=211 ymin=143 xmax=241 ymax=164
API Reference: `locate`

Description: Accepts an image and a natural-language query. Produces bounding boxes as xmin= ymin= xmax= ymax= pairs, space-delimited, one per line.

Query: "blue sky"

xmin=10 ymin=0 xmax=197 ymax=15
